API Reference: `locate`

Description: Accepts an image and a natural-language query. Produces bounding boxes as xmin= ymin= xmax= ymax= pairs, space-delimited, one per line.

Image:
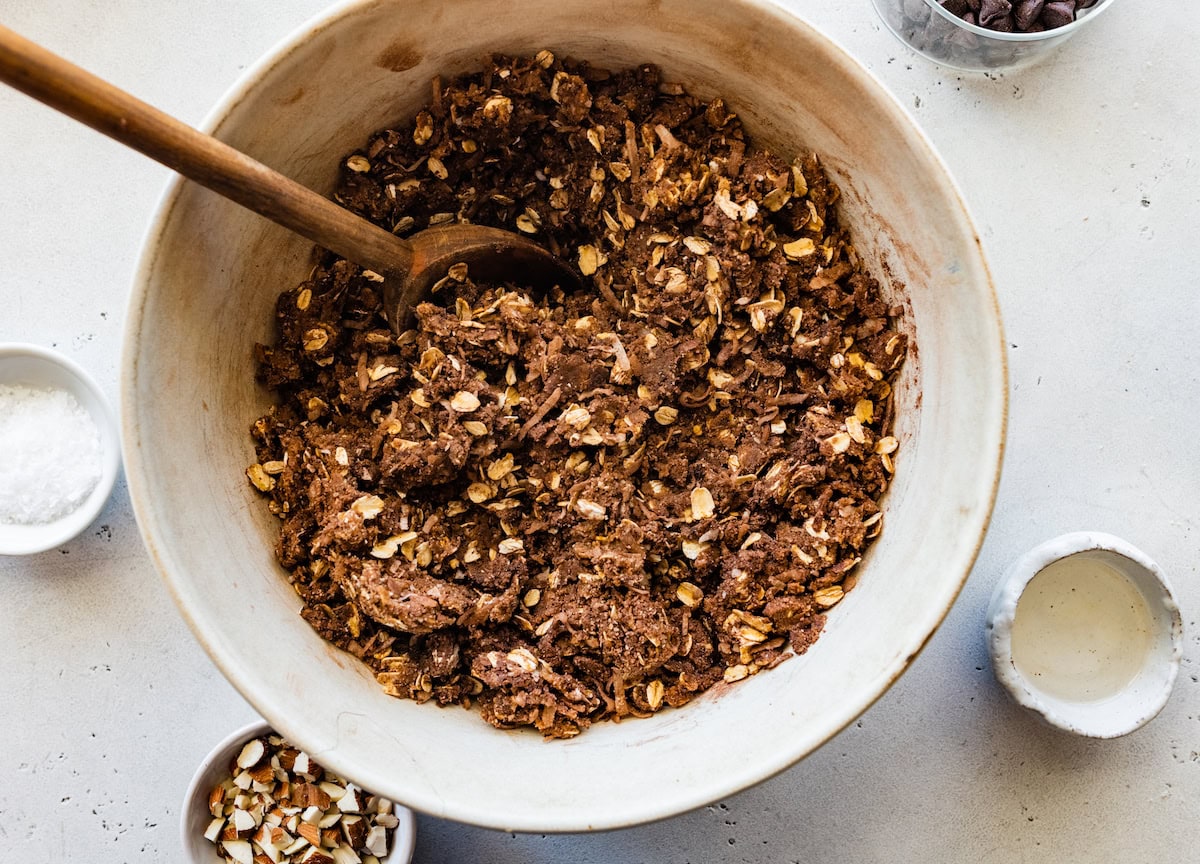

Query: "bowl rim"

xmin=0 ymin=341 xmax=121 ymax=555
xmin=122 ymin=0 xmax=1008 ymax=831
xmin=985 ymin=531 xmax=1184 ymax=738
xmin=180 ymin=718 xmax=418 ymax=864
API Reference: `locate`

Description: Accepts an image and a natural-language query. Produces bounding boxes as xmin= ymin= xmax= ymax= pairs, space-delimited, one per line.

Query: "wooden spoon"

xmin=0 ymin=25 xmax=579 ymax=329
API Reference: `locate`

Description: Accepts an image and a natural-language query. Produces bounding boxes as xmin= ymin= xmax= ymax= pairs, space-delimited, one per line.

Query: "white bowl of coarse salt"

xmin=0 ymin=343 xmax=120 ymax=555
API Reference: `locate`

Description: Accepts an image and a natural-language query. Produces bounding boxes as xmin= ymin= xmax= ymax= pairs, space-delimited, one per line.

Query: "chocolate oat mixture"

xmin=248 ymin=53 xmax=908 ymax=738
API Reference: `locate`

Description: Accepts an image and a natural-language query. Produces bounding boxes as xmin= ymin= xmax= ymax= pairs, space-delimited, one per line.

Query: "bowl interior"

xmin=124 ymin=0 xmax=1005 ymax=831
xmin=0 ymin=345 xmax=121 ymax=555
xmin=1027 ymin=550 xmax=1182 ymax=737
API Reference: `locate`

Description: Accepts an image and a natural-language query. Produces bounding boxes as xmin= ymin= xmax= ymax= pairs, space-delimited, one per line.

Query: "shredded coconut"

xmin=0 ymin=384 xmax=103 ymax=525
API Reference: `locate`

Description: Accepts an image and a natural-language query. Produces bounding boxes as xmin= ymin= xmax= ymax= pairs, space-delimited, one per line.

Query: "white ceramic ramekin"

xmin=987 ymin=531 xmax=1183 ymax=738
xmin=0 ymin=343 xmax=121 ymax=555
xmin=181 ymin=719 xmax=416 ymax=864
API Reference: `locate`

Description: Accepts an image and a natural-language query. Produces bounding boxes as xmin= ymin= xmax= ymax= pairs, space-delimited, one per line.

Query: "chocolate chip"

xmin=1040 ymin=0 xmax=1077 ymax=28
xmin=993 ymin=12 xmax=1017 ymax=31
xmin=978 ymin=0 xmax=1013 ymax=26
xmin=1014 ymin=0 xmax=1045 ymax=30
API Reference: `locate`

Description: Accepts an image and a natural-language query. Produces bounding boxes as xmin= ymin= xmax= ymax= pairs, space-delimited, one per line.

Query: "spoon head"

xmin=385 ymin=224 xmax=581 ymax=331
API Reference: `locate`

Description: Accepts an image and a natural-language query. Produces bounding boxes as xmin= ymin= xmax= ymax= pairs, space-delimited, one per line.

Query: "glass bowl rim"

xmin=919 ymin=0 xmax=1118 ymax=42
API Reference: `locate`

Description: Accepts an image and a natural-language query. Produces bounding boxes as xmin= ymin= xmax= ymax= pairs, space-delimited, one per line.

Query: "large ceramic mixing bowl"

xmin=123 ymin=0 xmax=1006 ymax=832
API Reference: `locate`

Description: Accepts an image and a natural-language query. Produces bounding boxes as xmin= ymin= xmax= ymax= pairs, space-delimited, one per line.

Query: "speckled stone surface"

xmin=1 ymin=1 xmax=1196 ymax=861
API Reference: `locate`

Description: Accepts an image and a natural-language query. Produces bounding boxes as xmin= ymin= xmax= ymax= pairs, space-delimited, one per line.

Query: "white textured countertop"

xmin=2 ymin=1 xmax=1196 ymax=861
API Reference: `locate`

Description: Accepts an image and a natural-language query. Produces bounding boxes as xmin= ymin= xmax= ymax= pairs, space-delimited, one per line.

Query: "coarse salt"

xmin=0 ymin=384 xmax=103 ymax=525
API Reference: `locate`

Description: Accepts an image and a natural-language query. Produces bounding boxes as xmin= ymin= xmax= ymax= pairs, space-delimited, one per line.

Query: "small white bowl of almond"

xmin=182 ymin=720 xmax=416 ymax=864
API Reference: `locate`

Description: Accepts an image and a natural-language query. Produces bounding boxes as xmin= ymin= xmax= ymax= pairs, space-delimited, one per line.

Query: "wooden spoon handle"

xmin=0 ymin=24 xmax=413 ymax=277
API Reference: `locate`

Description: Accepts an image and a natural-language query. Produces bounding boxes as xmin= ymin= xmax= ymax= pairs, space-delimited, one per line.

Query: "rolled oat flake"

xmin=0 ymin=384 xmax=102 ymax=524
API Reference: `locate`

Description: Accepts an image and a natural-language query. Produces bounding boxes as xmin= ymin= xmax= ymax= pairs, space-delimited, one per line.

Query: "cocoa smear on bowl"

xmin=246 ymin=53 xmax=909 ymax=738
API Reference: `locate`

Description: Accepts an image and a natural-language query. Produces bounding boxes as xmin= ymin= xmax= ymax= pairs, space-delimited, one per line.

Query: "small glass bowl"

xmin=871 ymin=0 xmax=1118 ymax=72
